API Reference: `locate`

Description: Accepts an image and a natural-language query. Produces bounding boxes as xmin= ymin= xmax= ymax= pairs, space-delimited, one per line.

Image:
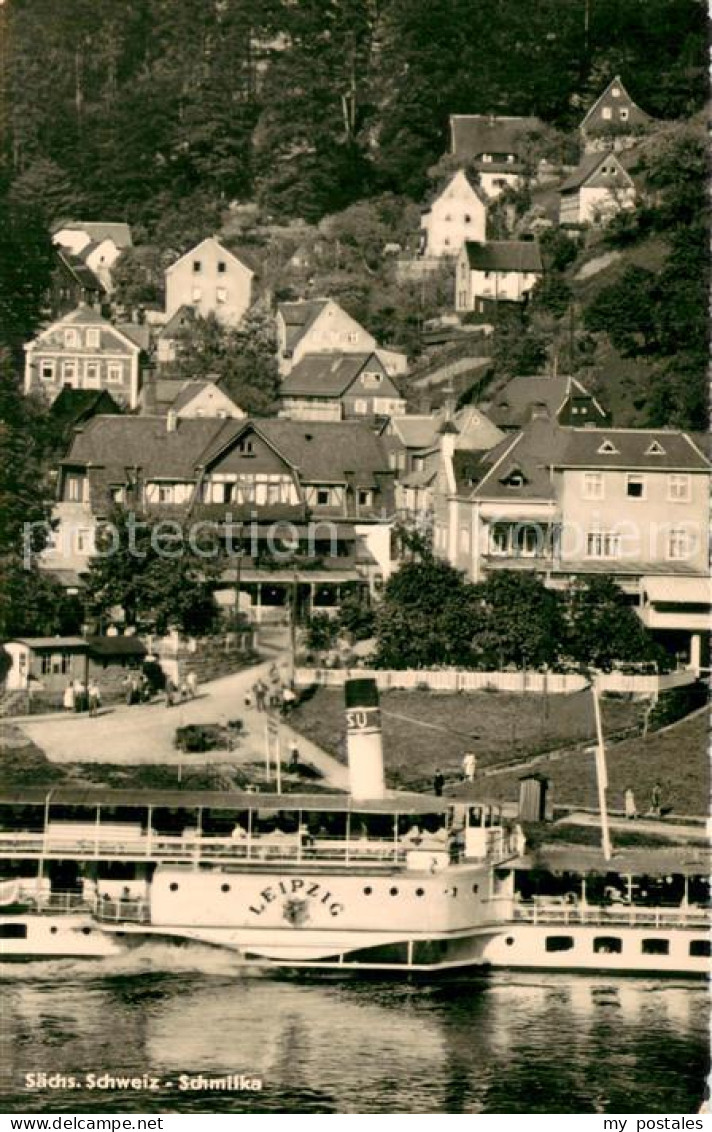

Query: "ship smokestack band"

xmin=344 ymin=678 xmax=385 ymax=800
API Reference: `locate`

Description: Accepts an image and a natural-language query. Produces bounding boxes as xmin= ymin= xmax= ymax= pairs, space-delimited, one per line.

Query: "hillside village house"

xmin=386 ymin=407 xmax=504 ymax=518
xmin=279 ymin=353 xmax=406 ymax=422
xmin=24 ymin=306 xmax=142 ymax=409
xmin=420 ymin=170 xmax=488 ymax=257
xmin=52 ymin=221 xmax=133 ymax=294
xmin=48 ymin=247 xmax=105 ymax=319
xmin=485 ymin=374 xmax=608 ymax=431
xmin=432 ymin=415 xmax=711 ymax=670
xmin=456 ymin=241 xmax=543 ymax=313
xmin=45 ymin=416 xmax=396 ymax=622
xmin=580 ymin=76 xmax=653 ymax=153
xmin=155 ymin=304 xmax=196 ymax=365
xmin=449 ymin=114 xmax=543 ymax=198
xmin=164 ymin=237 xmax=254 ymax=328
xmin=559 ymin=151 xmax=636 ymax=226
xmin=276 ymin=299 xmax=408 ymax=378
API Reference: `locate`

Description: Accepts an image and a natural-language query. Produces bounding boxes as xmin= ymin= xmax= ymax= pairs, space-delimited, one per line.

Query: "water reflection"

xmin=1 ymin=946 xmax=708 ymax=1114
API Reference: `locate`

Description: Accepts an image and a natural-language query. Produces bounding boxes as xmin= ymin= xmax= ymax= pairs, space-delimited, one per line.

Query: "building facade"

xmin=280 ymin=353 xmax=406 ymax=421
xmin=420 ymin=170 xmax=488 ymax=257
xmin=559 ymin=151 xmax=636 ymax=226
xmin=455 ymin=241 xmax=542 ymax=312
xmin=165 ymin=237 xmax=254 ymax=328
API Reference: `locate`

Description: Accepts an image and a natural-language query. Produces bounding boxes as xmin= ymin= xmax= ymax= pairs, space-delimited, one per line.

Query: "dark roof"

xmin=85 ymin=635 xmax=146 ymax=658
xmin=559 ymin=151 xmax=632 ymax=193
xmin=487 ymin=375 xmax=606 ymax=429
xmin=116 ymin=322 xmax=151 ymax=351
xmin=7 ymin=637 xmax=88 ymax=650
xmin=278 ymin=299 xmax=330 ymax=353
xmin=580 ymin=76 xmax=653 ymax=132
xmin=281 ymin=353 xmax=383 ymax=398
xmin=463 ymin=241 xmax=542 ymax=273
xmin=56 ymin=250 xmax=105 ymax=294
xmin=159 ymin=304 xmax=197 ymax=340
xmin=49 ymin=388 xmax=122 ymax=428
xmin=63 ymin=415 xmax=225 ymax=479
xmin=450 ymin=114 xmax=543 ymax=160
xmin=0 ymin=787 xmax=449 ymax=815
xmin=557 ymin=429 xmax=711 ymax=471
xmin=63 ymin=416 xmax=393 ymax=487
xmin=468 ymin=419 xmax=570 ymax=501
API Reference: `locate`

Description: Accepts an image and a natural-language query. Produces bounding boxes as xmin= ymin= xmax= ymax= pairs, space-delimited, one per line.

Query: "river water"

xmin=1 ymin=945 xmax=708 ymax=1114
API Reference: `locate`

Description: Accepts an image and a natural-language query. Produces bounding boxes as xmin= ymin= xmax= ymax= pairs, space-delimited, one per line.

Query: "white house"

xmin=165 ymin=237 xmax=254 ymax=328
xmin=579 ymin=76 xmax=653 ymax=153
xmin=455 ymin=241 xmax=542 ymax=312
xmin=52 ymin=222 xmax=133 ymax=295
xmin=559 ymin=151 xmax=636 ymax=226
xmin=420 ymin=170 xmax=488 ymax=257
xmin=276 ymin=299 xmax=407 ymax=378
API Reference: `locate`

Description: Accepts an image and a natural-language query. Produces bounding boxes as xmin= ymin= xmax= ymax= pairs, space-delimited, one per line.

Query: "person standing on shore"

xmin=624 ymin=787 xmax=637 ymax=820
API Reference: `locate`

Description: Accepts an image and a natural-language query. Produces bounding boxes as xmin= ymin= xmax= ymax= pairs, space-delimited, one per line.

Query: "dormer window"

xmin=646 ymin=440 xmax=666 ymax=456
xmin=597 ymin=439 xmax=619 ymax=455
xmin=501 ymin=469 xmax=526 ymax=488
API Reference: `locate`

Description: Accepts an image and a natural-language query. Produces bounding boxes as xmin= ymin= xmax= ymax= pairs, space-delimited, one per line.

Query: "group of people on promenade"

xmin=164 ymin=670 xmax=199 ymax=708
xmin=246 ymin=664 xmax=298 ymax=719
xmin=63 ymin=679 xmax=102 ymax=715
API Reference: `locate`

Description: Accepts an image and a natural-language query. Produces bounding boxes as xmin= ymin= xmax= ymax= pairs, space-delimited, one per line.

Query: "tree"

xmin=337 ymin=588 xmax=376 ymax=641
xmin=168 ymin=305 xmax=280 ymax=415
xmin=470 ymin=572 xmax=564 ymax=670
xmin=563 ymin=576 xmax=663 ymax=671
xmin=83 ymin=511 xmax=222 ymax=636
xmin=0 ymin=198 xmax=53 ymax=356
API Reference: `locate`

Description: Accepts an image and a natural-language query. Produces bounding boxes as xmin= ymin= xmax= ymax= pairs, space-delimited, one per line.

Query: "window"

xmin=583 ymin=472 xmax=604 ymax=500
xmin=362 ymin=372 xmax=382 ymax=387
xmin=490 ymin=526 xmax=509 ymax=556
xmin=620 ymin=108 xmax=629 ymax=121
xmin=464 ymin=213 xmax=471 ymax=223
xmin=76 ymin=530 xmax=91 ymax=553
xmin=191 ymin=287 xmax=202 ymax=302
xmin=41 ymin=654 xmax=51 ymax=675
xmin=353 ymin=399 xmax=368 ymax=414
xmin=192 ymin=260 xmax=201 ymax=273
xmin=597 ymin=439 xmax=619 ymax=455
xmin=84 ymin=362 xmax=99 ymax=385
xmin=501 ymin=470 xmax=526 ymax=488
xmin=237 ymin=438 xmax=253 ymax=455
xmin=62 ymin=361 xmax=76 ymax=384
xmin=109 ymin=486 xmax=124 ymax=504
xmin=316 ymin=488 xmax=331 ymax=506
xmin=646 ymin=440 xmax=666 ymax=456
xmin=593 ymin=936 xmax=623 ymax=954
xmin=586 ymin=531 xmax=621 ymax=559
xmin=347 ymin=332 xmax=359 ymax=344
xmin=602 ymin=107 xmax=613 ymax=120
xmin=668 ymin=474 xmax=690 ymax=502
xmin=0 ymin=923 xmax=27 ymax=939
xmin=358 ymin=490 xmax=373 ymax=508
xmin=690 ymin=940 xmax=710 ymax=958
xmin=64 ymin=329 xmax=79 ymax=347
xmin=667 ymin=528 xmax=690 ymax=561
xmin=444 ymin=213 xmax=452 ymax=222
xmin=216 ymin=287 xmax=228 ymax=303
xmin=86 ymin=328 xmax=100 ymax=348
xmin=626 ymin=474 xmax=645 ymax=498
xmin=545 ymin=936 xmax=574 ymax=952
xmin=612 ymin=86 xmax=621 ymax=97
xmin=158 ymin=485 xmax=174 ymax=504
xmin=641 ymin=938 xmax=669 ymax=956
xmin=107 ymin=364 xmax=122 ymax=384
xmin=482 ymin=154 xmax=493 ymax=163
xmin=217 ymin=261 xmax=226 ymax=273
xmin=66 ymin=475 xmax=84 ymax=502
xmin=40 ymin=359 xmax=55 ymax=382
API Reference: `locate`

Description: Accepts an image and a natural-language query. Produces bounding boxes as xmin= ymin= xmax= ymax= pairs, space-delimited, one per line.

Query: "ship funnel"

xmin=345 ymin=677 xmax=385 ymax=800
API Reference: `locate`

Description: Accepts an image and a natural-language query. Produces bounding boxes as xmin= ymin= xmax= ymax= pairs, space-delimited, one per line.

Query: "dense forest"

xmin=0 ymin=0 xmax=707 ymax=227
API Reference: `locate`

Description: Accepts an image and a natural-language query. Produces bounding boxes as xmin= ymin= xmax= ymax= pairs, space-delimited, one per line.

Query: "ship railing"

xmin=17 ymin=890 xmax=93 ymax=915
xmin=513 ymin=902 xmax=710 ymax=928
xmin=93 ymin=896 xmax=151 ymax=924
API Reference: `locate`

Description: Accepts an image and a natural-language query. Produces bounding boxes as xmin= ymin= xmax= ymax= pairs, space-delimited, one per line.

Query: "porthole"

xmin=389 ymin=887 xmax=399 ymax=896
xmin=169 ymin=883 xmax=179 ymax=892
xmin=81 ymin=927 xmax=92 ymax=936
xmin=50 ymin=926 xmax=58 ymax=935
xmin=505 ymin=936 xmax=515 ymax=946
xmin=472 ymin=884 xmax=478 ymax=893
xmin=415 ymin=888 xmax=425 ymax=897
xmin=221 ymin=884 xmax=231 ymax=893
xmin=363 ymin=886 xmax=372 ymax=895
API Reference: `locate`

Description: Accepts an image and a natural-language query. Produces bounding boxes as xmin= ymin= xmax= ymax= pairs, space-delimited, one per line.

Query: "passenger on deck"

xmin=230 ymin=823 xmax=248 ymax=841
xmin=401 ymin=824 xmax=423 ymax=845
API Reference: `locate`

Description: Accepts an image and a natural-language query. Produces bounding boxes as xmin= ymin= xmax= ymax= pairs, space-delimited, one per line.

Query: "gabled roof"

xmin=169 ymin=380 xmax=243 ymax=416
xmin=468 ymin=419 xmax=570 ymax=501
xmin=450 ymin=114 xmax=543 ymax=160
xmin=422 ymin=168 xmax=489 ymax=213
xmin=165 ymin=236 xmax=255 ymax=277
xmin=116 ymin=322 xmax=152 ymax=351
xmin=55 ymin=250 xmax=104 ymax=294
xmin=49 ymin=388 xmax=122 ymax=427
xmin=557 ymin=429 xmax=711 ymax=471
xmin=559 ymin=150 xmax=632 ymax=193
xmin=53 ymin=221 xmax=133 ymax=248
xmin=280 ymin=353 xmax=386 ymax=398
xmin=463 ymin=241 xmax=542 ymax=273
xmin=27 ymin=306 xmax=141 ymax=353
xmin=63 ymin=416 xmax=393 ymax=488
xmin=487 ymin=375 xmax=607 ymax=429
xmin=580 ymin=76 xmax=652 ymax=131
xmin=158 ymin=304 xmax=197 ymax=340
xmin=278 ymin=299 xmax=331 ymax=354
xmin=389 ymin=407 xmax=503 ymax=455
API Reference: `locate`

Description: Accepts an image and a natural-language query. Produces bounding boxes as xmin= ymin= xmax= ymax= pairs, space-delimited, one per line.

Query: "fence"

xmin=294 ymin=667 xmax=698 ymax=697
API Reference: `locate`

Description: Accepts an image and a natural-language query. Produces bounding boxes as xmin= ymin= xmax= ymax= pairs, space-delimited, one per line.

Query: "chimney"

xmin=345 ymin=678 xmax=385 ymax=800
xmin=167 ymin=409 xmax=178 ymax=432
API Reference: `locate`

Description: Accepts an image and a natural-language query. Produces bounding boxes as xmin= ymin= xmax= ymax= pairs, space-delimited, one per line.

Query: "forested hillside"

xmin=0 ymin=0 xmax=707 ymax=227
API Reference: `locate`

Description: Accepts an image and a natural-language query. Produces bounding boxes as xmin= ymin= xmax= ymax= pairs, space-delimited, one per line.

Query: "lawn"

xmin=288 ymin=687 xmax=644 ymax=788
xmin=477 ymin=709 xmax=709 ymax=819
